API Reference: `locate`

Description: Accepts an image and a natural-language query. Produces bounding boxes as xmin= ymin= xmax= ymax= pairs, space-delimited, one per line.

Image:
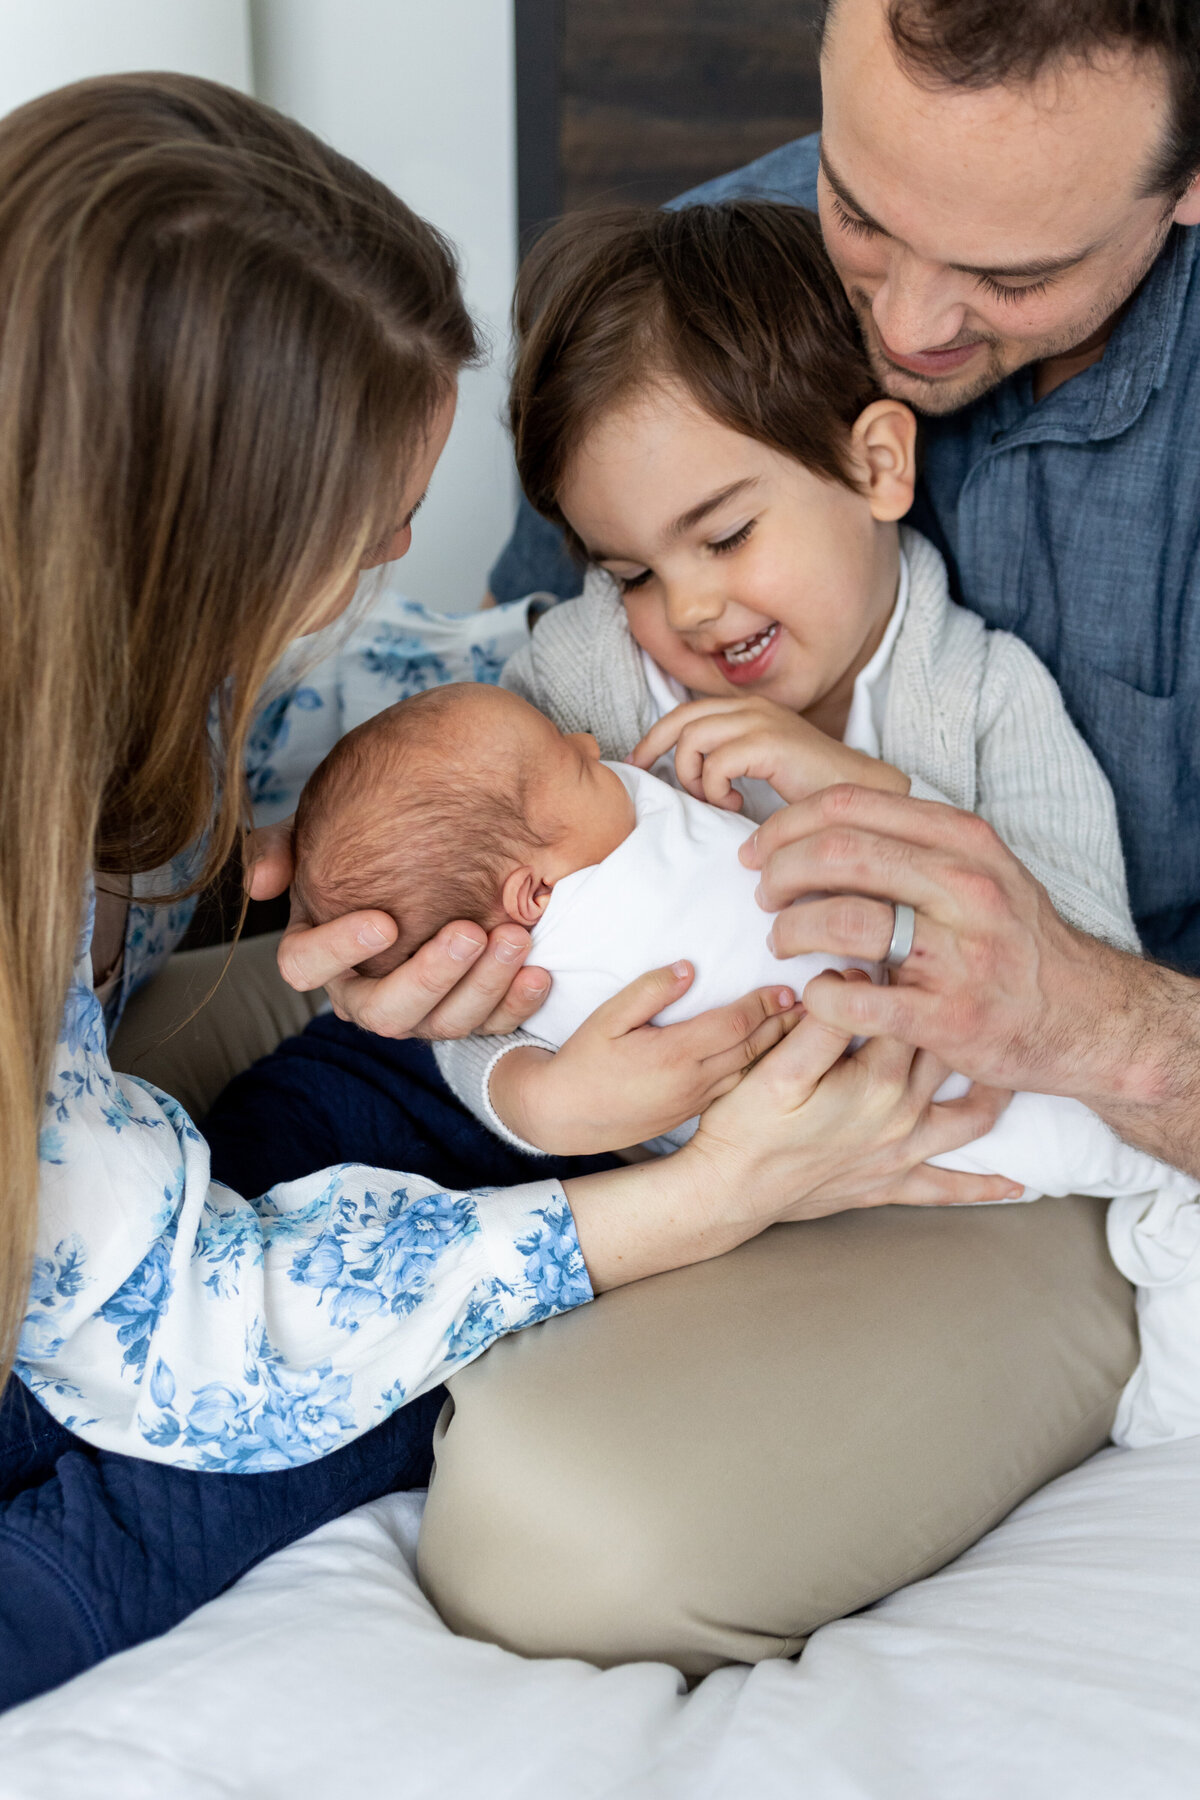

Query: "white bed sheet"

xmin=1 ymin=1440 xmax=1197 ymax=1800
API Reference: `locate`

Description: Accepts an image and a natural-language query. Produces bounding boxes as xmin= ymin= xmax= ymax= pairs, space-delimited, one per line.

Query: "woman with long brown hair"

xmin=0 ymin=71 xmax=1029 ymax=1708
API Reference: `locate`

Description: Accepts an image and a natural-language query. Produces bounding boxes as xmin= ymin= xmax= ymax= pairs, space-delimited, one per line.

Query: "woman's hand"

xmin=564 ymin=970 xmax=1021 ymax=1293
xmin=246 ymin=819 xmax=551 ymax=1040
xmin=691 ymin=982 xmax=1022 ymax=1231
xmin=630 ymin=697 xmax=910 ymax=811
xmin=490 ymin=961 xmax=800 ymax=1155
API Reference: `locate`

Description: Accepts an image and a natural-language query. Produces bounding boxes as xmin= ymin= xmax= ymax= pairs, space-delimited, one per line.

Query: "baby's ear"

xmin=502 ymin=865 xmax=554 ymax=926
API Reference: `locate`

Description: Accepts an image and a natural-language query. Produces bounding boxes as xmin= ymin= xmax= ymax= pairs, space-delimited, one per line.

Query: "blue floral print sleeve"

xmin=19 ymin=581 xmax=593 ymax=1471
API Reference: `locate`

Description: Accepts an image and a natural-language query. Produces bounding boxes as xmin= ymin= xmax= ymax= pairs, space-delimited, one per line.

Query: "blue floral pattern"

xmin=16 ymin=583 xmax=593 ymax=1469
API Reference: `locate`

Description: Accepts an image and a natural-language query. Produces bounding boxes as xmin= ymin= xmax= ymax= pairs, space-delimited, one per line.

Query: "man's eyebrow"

xmin=588 ymin=478 xmax=760 ymax=562
xmin=819 ymin=148 xmax=1099 ymax=281
xmin=820 ymin=148 xmax=894 ymax=238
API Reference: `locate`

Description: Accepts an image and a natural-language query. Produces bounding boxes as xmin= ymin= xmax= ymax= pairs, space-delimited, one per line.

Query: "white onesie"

xmin=525 ymin=761 xmax=1191 ymax=1208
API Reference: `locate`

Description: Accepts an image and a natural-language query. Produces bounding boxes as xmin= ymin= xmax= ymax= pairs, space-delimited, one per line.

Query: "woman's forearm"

xmin=562 ymin=1148 xmax=752 ymax=1293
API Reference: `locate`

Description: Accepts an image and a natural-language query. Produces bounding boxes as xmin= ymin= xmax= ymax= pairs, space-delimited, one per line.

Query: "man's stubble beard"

xmin=845 ymin=210 xmax=1175 ymax=417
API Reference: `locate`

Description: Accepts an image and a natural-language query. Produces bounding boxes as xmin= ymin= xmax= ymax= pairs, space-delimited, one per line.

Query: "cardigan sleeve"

xmin=973 ymin=631 xmax=1141 ymax=953
xmin=433 ymin=1034 xmax=556 ymax=1155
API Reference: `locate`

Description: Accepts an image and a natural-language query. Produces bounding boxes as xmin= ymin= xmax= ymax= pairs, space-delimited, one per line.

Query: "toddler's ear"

xmin=849 ymin=399 xmax=918 ymax=522
xmin=502 ymin=865 xmax=554 ymax=926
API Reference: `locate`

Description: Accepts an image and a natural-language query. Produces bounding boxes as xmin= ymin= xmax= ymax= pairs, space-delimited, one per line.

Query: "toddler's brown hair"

xmin=509 ymin=199 xmax=882 ymax=559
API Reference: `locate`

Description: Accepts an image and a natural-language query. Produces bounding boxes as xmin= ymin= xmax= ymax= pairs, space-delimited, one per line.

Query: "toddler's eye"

xmin=710 ymin=521 xmax=754 ymax=556
xmin=617 ymin=568 xmax=653 ymax=593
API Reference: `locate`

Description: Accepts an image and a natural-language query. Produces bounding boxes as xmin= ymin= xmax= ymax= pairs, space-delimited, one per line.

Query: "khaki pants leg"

xmin=109 ymin=932 xmax=326 ymax=1122
xmin=418 ymin=1195 xmax=1137 ymax=1678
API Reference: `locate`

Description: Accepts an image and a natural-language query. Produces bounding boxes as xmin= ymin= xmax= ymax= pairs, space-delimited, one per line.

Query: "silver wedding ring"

xmin=884 ymin=901 xmax=916 ymax=969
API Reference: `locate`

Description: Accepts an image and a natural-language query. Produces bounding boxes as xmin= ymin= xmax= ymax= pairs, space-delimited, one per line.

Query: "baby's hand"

xmin=630 ymin=697 xmax=910 ymax=808
xmin=488 ymin=963 xmax=800 ymax=1156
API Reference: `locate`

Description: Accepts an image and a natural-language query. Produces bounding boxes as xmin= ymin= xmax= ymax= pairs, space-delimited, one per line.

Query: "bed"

xmin=0 ymin=1437 xmax=1195 ymax=1799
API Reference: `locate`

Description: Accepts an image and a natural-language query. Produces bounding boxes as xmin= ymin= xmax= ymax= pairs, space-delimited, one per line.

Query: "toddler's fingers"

xmin=629 ymin=713 xmax=687 ymax=770
xmin=630 ymin=699 xmax=755 ymax=769
xmin=630 ymin=702 xmax=723 ymax=769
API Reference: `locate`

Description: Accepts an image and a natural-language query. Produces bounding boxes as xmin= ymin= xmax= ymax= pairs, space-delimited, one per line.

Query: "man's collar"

xmin=1089 ymin=224 xmax=1197 ymax=438
xmin=996 ymin=226 xmax=1197 ymax=446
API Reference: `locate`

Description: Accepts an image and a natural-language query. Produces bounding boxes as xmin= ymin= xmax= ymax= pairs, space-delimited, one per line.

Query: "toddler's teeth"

xmin=720 ymin=622 xmax=779 ymax=665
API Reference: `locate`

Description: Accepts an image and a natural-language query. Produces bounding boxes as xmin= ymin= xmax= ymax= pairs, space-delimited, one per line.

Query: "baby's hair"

xmin=292 ymin=684 xmax=554 ymax=979
xmin=509 ymin=200 xmax=882 ymax=556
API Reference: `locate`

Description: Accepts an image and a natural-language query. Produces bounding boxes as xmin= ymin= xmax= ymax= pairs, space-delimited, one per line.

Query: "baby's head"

xmin=510 ymin=200 xmax=916 ymax=721
xmin=293 ymin=683 xmax=633 ymax=977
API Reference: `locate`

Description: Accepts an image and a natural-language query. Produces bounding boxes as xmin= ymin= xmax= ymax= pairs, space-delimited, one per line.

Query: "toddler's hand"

xmin=489 ymin=962 xmax=800 ymax=1156
xmin=630 ymin=697 xmax=910 ymax=808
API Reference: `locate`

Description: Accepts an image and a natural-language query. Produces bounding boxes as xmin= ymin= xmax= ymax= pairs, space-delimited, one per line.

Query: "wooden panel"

xmin=560 ymin=0 xmax=823 ymax=212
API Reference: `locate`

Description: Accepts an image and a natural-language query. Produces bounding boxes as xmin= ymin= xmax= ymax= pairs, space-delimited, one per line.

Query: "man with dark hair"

xmin=493 ymin=0 xmax=1200 ymax=1182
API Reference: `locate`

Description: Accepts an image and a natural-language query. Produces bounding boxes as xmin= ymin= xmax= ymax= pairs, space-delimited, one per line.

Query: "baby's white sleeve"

xmin=434 ymin=1031 xmax=555 ymax=1157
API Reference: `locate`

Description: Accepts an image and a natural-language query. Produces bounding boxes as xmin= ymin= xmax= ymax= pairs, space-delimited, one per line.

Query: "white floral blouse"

xmin=17 ymin=575 xmax=593 ymax=1473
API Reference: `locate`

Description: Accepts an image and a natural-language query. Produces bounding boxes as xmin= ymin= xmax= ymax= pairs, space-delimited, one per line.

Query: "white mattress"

xmin=1 ymin=1440 xmax=1197 ymax=1800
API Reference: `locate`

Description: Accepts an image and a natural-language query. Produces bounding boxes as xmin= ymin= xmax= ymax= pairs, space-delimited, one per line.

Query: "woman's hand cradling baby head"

xmin=247 ymin=817 xmax=552 ymax=1041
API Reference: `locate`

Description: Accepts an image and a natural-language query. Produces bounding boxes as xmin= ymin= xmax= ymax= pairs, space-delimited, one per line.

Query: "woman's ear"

xmin=502 ymin=865 xmax=554 ymax=926
xmin=848 ymin=399 xmax=918 ymax=523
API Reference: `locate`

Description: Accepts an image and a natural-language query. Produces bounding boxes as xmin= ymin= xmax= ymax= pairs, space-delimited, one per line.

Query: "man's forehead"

xmin=818 ymin=147 xmax=1104 ymax=280
xmin=820 ymin=0 xmax=1172 ymax=262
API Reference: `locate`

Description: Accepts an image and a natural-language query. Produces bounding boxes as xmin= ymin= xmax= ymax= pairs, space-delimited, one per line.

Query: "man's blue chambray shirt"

xmin=490 ymin=135 xmax=1200 ymax=974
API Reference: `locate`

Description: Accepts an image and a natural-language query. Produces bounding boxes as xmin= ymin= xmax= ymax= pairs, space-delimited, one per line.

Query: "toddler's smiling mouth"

xmin=712 ymin=621 xmax=781 ymax=683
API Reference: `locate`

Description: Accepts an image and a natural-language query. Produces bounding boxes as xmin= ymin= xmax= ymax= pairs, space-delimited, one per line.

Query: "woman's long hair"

xmin=0 ymin=74 xmax=479 ymax=1382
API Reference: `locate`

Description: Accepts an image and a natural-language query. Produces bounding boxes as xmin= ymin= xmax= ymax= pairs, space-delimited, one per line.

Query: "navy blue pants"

xmin=1 ymin=1021 xmax=613 ymax=1712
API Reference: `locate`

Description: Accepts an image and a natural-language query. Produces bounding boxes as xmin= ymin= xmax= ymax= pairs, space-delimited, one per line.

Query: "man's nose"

xmin=870 ymin=251 xmax=970 ymax=354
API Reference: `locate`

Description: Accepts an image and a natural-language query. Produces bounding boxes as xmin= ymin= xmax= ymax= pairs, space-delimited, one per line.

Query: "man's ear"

xmin=848 ymin=399 xmax=918 ymax=523
xmin=501 ymin=865 xmax=554 ymax=926
xmin=1173 ymin=172 xmax=1200 ymax=228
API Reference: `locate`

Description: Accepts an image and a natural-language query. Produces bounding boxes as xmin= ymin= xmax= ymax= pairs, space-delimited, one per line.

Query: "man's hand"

xmin=246 ymin=819 xmax=551 ymax=1040
xmin=630 ymin=697 xmax=911 ymax=810
xmin=739 ymin=782 xmax=1200 ymax=1172
xmin=488 ymin=962 xmax=800 ymax=1155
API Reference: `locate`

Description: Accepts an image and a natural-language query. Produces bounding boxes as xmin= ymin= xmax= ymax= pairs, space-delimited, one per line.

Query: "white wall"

xmin=0 ymin=0 xmax=518 ymax=613
xmin=251 ymin=0 xmax=519 ymax=610
xmin=0 ymin=1 xmax=251 ymax=115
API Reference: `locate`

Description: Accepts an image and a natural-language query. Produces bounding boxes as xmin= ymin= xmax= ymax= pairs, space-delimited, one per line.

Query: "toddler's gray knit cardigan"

xmin=435 ymin=526 xmax=1139 ymax=1142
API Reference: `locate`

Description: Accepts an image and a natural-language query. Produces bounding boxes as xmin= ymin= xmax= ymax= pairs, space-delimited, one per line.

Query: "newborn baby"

xmin=294 ymin=681 xmax=1183 ymax=1200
